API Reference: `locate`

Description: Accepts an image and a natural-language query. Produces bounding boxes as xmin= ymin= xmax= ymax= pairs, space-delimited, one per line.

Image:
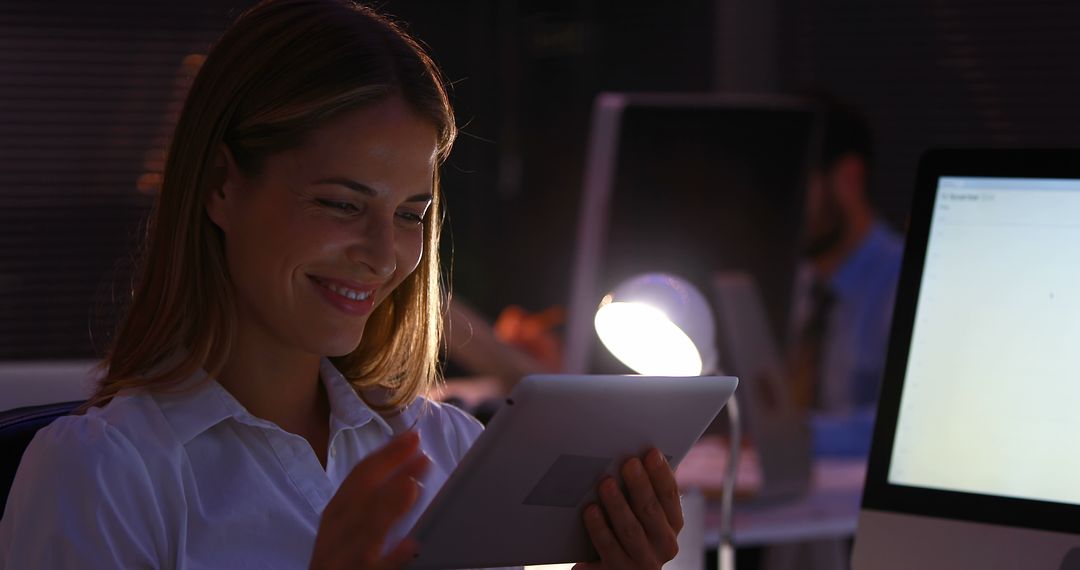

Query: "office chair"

xmin=0 ymin=401 xmax=84 ymax=515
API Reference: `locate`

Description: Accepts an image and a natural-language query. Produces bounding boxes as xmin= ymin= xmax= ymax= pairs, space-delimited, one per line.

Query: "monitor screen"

xmin=888 ymin=176 xmax=1080 ymax=506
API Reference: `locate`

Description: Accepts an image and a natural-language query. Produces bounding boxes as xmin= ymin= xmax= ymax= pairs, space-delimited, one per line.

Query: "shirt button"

xmin=330 ymin=448 xmax=337 ymax=458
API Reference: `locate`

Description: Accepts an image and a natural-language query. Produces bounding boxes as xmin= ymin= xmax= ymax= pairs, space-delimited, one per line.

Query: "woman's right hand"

xmin=310 ymin=431 xmax=431 ymax=570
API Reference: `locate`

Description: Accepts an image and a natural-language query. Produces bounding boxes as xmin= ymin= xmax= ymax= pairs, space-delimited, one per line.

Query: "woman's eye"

xmin=317 ymin=199 xmax=358 ymax=213
xmin=396 ymin=211 xmax=425 ymax=225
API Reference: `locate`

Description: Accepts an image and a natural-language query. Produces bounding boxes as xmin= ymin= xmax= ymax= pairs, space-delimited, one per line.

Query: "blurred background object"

xmin=5 ymin=0 xmax=1080 ymax=364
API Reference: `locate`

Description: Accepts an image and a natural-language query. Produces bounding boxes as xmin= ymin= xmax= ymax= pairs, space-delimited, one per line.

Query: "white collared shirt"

xmin=0 ymin=358 xmax=490 ymax=569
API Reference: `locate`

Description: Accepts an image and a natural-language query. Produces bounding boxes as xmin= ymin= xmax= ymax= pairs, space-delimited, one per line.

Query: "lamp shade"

xmin=594 ymin=273 xmax=717 ymax=376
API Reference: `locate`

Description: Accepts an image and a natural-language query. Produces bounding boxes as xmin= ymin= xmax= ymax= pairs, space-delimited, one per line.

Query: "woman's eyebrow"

xmin=311 ymin=177 xmax=432 ymax=203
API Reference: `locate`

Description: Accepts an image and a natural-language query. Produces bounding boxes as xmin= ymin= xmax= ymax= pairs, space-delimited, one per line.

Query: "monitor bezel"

xmin=863 ymin=148 xmax=1080 ymax=536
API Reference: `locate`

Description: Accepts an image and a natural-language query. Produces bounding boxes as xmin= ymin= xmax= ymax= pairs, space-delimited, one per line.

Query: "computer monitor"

xmin=854 ymin=149 xmax=1080 ymax=569
xmin=563 ymin=92 xmax=818 ymax=377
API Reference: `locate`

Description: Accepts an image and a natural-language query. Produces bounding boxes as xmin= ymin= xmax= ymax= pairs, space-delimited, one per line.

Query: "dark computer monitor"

xmin=563 ymin=93 xmax=819 ymax=377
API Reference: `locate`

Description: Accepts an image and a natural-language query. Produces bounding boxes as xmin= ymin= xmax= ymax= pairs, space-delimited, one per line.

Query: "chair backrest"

xmin=0 ymin=401 xmax=84 ymax=515
xmin=0 ymin=360 xmax=100 ymax=413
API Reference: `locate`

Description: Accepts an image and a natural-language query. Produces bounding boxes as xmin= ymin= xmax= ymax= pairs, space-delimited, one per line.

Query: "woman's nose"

xmin=347 ymin=216 xmax=397 ymax=280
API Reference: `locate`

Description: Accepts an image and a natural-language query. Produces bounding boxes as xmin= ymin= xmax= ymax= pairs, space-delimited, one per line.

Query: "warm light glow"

xmin=136 ymin=172 xmax=162 ymax=195
xmin=594 ymin=301 xmax=703 ymax=376
xmin=182 ymin=53 xmax=207 ymax=70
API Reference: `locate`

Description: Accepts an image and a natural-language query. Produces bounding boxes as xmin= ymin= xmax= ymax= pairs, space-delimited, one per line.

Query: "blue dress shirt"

xmin=794 ymin=222 xmax=904 ymax=456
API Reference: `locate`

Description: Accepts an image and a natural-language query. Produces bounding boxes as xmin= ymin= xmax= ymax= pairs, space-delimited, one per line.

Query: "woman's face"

xmin=208 ymin=96 xmax=438 ymax=358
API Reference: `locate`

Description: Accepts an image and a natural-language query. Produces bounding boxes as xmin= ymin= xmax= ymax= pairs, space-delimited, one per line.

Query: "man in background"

xmin=790 ymin=94 xmax=905 ymax=453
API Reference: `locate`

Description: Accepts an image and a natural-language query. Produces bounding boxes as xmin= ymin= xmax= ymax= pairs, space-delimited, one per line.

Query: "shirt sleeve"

xmin=0 ymin=415 xmax=168 ymax=569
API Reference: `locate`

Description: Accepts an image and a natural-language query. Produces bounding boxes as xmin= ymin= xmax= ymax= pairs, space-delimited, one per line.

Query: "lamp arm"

xmin=718 ymin=394 xmax=740 ymax=570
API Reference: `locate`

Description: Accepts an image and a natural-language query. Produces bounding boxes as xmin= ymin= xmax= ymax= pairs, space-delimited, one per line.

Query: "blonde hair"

xmin=83 ymin=0 xmax=456 ymax=413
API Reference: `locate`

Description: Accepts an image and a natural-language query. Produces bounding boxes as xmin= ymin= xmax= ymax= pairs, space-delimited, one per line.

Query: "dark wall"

xmin=385 ymin=0 xmax=718 ymax=318
xmin=778 ymin=0 xmax=1080 ymax=229
xmin=399 ymin=0 xmax=1080 ymax=319
xmin=4 ymin=0 xmax=1079 ymax=359
xmin=0 ymin=1 xmax=245 ymax=359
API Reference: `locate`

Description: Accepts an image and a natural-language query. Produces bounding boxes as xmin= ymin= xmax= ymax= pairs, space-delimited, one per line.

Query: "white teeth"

xmin=320 ymin=280 xmax=371 ymax=301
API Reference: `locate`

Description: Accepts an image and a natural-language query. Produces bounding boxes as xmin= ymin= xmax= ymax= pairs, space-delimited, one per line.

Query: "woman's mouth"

xmin=308 ymin=275 xmax=378 ymax=315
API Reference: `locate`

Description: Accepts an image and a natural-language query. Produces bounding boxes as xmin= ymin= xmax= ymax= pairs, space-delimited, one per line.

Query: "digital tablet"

xmin=407 ymin=374 xmax=739 ymax=569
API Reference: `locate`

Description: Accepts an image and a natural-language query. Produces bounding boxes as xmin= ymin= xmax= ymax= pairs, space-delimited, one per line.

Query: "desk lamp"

xmin=594 ymin=273 xmax=740 ymax=570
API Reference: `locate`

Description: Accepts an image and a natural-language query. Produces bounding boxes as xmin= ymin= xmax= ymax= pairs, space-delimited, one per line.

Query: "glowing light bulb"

xmin=594 ymin=301 xmax=703 ymax=376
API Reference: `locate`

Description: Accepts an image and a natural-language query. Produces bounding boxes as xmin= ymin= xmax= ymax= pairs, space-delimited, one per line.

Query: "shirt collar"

xmin=152 ymin=356 xmax=397 ymax=445
xmin=150 ymin=364 xmax=240 ymax=445
xmin=320 ymin=357 xmax=395 ymax=438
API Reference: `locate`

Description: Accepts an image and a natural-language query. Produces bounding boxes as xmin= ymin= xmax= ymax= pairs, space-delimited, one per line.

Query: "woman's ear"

xmin=205 ymin=144 xmax=241 ymax=232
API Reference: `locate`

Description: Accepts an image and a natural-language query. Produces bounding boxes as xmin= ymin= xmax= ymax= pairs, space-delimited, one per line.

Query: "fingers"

xmin=644 ymin=449 xmax=684 ymax=533
xmin=599 ymin=476 xmax=658 ymax=565
xmin=363 ymin=452 xmax=431 ymax=533
xmin=316 ymin=433 xmax=430 ymax=568
xmin=622 ymin=457 xmax=680 ymax=562
xmin=580 ymin=451 xmax=684 ymax=569
xmin=339 ymin=432 xmax=423 ymax=498
xmin=334 ymin=478 xmax=419 ymax=566
xmin=394 ymin=447 xmax=433 ymax=483
xmin=377 ymin=537 xmax=420 ymax=570
xmin=322 ymin=432 xmax=425 ymax=524
xmin=582 ymin=502 xmax=632 ymax=568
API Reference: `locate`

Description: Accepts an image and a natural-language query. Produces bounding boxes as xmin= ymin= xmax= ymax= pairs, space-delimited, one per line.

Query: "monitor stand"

xmin=854 ymin=509 xmax=1080 ymax=569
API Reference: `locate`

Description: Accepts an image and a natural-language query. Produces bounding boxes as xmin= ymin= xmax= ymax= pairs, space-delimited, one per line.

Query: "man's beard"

xmin=802 ymin=220 xmax=846 ymax=259
xmin=802 ymin=195 xmax=848 ymax=259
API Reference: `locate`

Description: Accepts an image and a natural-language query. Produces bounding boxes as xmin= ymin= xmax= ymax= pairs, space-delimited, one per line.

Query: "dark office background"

xmin=2 ymin=0 xmax=1079 ymax=359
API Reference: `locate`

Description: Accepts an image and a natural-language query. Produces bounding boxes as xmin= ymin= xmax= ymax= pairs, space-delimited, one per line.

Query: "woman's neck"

xmin=214 ymin=329 xmax=329 ymax=433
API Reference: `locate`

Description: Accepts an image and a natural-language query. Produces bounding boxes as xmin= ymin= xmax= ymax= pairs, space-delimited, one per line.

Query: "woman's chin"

xmin=325 ymin=340 xmax=364 ymax=357
xmin=305 ymin=331 xmax=365 ymax=358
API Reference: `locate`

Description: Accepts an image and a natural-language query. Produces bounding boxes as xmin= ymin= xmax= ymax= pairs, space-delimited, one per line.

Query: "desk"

xmin=724 ymin=459 xmax=864 ymax=548
xmin=675 ymin=435 xmax=865 ymax=548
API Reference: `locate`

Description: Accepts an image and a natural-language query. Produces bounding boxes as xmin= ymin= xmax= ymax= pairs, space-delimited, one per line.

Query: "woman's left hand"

xmin=573 ymin=448 xmax=684 ymax=570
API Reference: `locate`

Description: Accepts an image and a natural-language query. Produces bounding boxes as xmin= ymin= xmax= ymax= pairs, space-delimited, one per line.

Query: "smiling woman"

xmin=0 ymin=1 xmax=685 ymax=568
xmin=96 ymin=1 xmax=456 ymax=415
xmin=0 ymin=0 xmax=463 ymax=568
